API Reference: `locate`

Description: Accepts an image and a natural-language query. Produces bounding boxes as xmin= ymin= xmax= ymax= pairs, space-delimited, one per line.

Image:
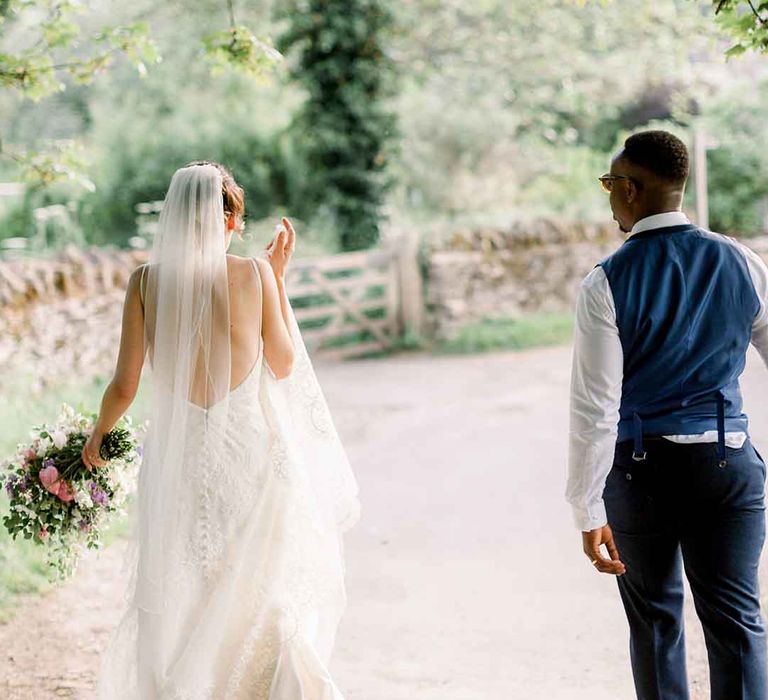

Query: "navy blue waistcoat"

xmin=599 ymin=224 xmax=760 ymax=459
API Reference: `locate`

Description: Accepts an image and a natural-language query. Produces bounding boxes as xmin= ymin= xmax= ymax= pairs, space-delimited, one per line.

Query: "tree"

xmin=0 ymin=0 xmax=281 ymax=189
xmin=702 ymin=1 xmax=768 ymax=55
xmin=277 ymin=0 xmax=397 ymax=251
xmin=389 ymin=0 xmax=721 ymax=223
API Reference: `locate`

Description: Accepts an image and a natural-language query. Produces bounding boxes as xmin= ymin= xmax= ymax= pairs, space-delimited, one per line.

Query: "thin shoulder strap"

xmin=250 ymin=256 xmax=264 ymax=336
xmin=139 ymin=264 xmax=147 ymax=307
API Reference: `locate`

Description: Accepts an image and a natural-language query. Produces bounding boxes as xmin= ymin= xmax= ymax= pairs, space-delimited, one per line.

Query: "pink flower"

xmin=23 ymin=448 xmax=37 ymax=469
xmin=39 ymin=465 xmax=61 ymax=495
xmin=38 ymin=527 xmax=49 ymax=541
xmin=57 ymin=481 xmax=76 ymax=503
xmin=39 ymin=465 xmax=75 ymax=502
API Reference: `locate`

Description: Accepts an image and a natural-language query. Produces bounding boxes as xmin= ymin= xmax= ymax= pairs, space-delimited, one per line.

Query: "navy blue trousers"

xmin=604 ymin=438 xmax=768 ymax=700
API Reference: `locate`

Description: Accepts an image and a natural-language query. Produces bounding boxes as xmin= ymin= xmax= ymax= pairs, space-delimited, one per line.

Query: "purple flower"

xmin=4 ymin=474 xmax=17 ymax=498
xmin=89 ymin=483 xmax=109 ymax=507
xmin=78 ymin=519 xmax=92 ymax=533
xmin=43 ymin=458 xmax=55 ymax=469
xmin=18 ymin=475 xmax=30 ymax=492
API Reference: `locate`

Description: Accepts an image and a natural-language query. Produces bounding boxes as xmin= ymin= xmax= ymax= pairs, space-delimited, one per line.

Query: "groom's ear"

xmin=625 ymin=179 xmax=639 ymax=203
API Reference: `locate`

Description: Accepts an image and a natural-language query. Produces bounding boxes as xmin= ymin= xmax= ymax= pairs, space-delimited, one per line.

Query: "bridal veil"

xmin=96 ymin=163 xmax=360 ymax=699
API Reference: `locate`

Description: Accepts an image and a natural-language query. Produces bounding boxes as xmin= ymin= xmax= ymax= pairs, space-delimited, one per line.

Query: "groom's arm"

xmin=565 ymin=266 xmax=624 ymax=532
xmin=724 ymin=237 xmax=768 ymax=367
xmin=744 ymin=246 xmax=768 ymax=369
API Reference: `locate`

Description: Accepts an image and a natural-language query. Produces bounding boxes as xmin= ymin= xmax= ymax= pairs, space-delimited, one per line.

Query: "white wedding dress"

xmin=96 ymin=165 xmax=359 ymax=699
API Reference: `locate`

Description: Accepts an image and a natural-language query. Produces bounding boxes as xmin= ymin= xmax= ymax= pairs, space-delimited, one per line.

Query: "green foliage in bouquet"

xmin=0 ymin=405 xmax=143 ymax=580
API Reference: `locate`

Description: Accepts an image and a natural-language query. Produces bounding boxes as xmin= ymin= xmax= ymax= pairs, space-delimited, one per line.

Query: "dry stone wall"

xmin=425 ymin=220 xmax=621 ymax=339
xmin=0 ymin=246 xmax=147 ymax=395
xmin=426 ymin=220 xmax=768 ymax=340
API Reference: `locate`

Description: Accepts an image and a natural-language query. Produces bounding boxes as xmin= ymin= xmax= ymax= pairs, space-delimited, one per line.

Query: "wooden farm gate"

xmin=287 ymin=239 xmax=422 ymax=360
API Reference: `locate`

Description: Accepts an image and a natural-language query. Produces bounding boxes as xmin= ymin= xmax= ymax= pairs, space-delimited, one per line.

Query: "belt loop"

xmin=632 ymin=412 xmax=647 ymax=462
xmin=716 ymin=390 xmax=727 ymax=468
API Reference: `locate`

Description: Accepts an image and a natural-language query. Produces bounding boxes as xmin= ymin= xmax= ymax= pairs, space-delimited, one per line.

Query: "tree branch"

xmin=0 ymin=60 xmax=93 ymax=79
xmin=227 ymin=0 xmax=236 ymax=28
xmin=747 ymin=0 xmax=768 ymax=25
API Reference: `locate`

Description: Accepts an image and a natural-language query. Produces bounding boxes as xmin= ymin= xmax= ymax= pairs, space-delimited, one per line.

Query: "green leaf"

xmin=725 ymin=43 xmax=748 ymax=58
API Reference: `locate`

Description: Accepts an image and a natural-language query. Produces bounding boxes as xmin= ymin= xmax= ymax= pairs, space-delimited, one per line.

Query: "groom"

xmin=566 ymin=130 xmax=768 ymax=699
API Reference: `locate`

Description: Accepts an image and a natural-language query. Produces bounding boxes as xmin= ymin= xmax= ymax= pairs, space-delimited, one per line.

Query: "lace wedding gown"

xmin=96 ymin=255 xmax=360 ymax=699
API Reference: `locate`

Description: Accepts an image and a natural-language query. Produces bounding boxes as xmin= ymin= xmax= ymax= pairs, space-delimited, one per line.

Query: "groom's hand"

xmin=582 ymin=525 xmax=626 ymax=576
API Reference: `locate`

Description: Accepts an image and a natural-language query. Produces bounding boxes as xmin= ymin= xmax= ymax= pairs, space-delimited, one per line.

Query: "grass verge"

xmin=436 ymin=312 xmax=574 ymax=355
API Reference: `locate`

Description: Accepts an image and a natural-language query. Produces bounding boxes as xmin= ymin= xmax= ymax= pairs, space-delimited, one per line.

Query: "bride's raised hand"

xmin=265 ymin=217 xmax=296 ymax=281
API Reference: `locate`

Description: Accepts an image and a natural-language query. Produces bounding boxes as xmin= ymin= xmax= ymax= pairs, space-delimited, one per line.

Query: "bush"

xmin=695 ymin=78 xmax=768 ymax=237
xmin=79 ymin=107 xmax=288 ymax=246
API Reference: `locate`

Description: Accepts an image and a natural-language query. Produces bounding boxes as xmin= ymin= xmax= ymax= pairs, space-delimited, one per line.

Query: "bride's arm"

xmin=83 ymin=265 xmax=146 ymax=469
xmin=258 ymin=217 xmax=298 ymax=380
xmin=257 ymin=257 xmax=295 ymax=380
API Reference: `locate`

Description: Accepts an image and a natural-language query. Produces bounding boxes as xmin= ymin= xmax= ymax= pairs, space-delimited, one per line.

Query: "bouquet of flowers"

xmin=0 ymin=403 xmax=144 ymax=579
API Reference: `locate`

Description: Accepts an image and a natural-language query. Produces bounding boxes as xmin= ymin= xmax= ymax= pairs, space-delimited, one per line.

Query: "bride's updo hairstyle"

xmin=185 ymin=160 xmax=245 ymax=238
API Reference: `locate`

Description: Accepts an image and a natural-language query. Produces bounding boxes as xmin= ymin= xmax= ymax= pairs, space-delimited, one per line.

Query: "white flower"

xmin=51 ymin=429 xmax=68 ymax=449
xmin=36 ymin=436 xmax=52 ymax=456
xmin=14 ymin=504 xmax=36 ymax=518
xmin=74 ymin=490 xmax=93 ymax=509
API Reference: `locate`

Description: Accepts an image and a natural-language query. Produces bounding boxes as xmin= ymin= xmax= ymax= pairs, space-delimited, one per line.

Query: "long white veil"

xmin=268 ymin=304 xmax=361 ymax=535
xmin=135 ymin=163 xmax=232 ymax=620
xmin=98 ymin=163 xmax=360 ymax=698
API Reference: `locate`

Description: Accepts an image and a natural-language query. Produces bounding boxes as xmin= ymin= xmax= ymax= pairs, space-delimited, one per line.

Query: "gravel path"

xmin=1 ymin=346 xmax=767 ymax=699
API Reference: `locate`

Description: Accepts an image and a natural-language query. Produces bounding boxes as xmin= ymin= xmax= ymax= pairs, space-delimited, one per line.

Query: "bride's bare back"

xmin=225 ymin=255 xmax=265 ymax=391
xmin=83 ymin=216 xmax=297 ymax=459
xmin=211 ymin=255 xmax=295 ymax=394
xmin=131 ymin=254 xmax=294 ymax=408
xmin=220 ymin=255 xmax=296 ymax=386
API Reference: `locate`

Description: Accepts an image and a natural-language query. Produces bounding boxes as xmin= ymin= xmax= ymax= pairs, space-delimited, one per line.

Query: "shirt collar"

xmin=630 ymin=211 xmax=691 ymax=236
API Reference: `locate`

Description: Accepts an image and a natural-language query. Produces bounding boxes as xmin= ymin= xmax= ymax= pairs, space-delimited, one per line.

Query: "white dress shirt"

xmin=566 ymin=212 xmax=768 ymax=531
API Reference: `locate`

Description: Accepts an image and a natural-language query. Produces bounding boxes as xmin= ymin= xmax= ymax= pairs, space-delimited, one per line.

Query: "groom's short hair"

xmin=622 ymin=130 xmax=689 ymax=186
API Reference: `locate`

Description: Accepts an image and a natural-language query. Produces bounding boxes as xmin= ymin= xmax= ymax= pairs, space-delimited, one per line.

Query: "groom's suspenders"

xmin=631 ymin=391 xmax=728 ymax=467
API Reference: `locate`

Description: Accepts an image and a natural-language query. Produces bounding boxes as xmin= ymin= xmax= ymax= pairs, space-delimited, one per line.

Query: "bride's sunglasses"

xmin=598 ymin=174 xmax=635 ymax=193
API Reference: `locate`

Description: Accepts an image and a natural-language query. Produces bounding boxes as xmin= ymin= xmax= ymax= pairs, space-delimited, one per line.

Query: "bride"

xmin=81 ymin=161 xmax=360 ymax=699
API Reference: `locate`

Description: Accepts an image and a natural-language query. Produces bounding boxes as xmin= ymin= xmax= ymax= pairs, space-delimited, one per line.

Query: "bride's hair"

xmin=185 ymin=160 xmax=245 ymax=237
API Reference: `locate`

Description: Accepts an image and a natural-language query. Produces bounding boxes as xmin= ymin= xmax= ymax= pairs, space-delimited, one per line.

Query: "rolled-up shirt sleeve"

xmin=565 ymin=266 xmax=624 ymax=531
xmin=741 ymin=244 xmax=768 ymax=368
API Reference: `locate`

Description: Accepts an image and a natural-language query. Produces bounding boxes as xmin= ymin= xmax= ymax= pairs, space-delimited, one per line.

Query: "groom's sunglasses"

xmin=598 ymin=174 xmax=634 ymax=193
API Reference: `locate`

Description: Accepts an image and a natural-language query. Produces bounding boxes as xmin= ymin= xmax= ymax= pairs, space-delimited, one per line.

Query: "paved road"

xmin=1 ymin=346 xmax=767 ymax=699
xmin=328 ymin=346 xmax=768 ymax=700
